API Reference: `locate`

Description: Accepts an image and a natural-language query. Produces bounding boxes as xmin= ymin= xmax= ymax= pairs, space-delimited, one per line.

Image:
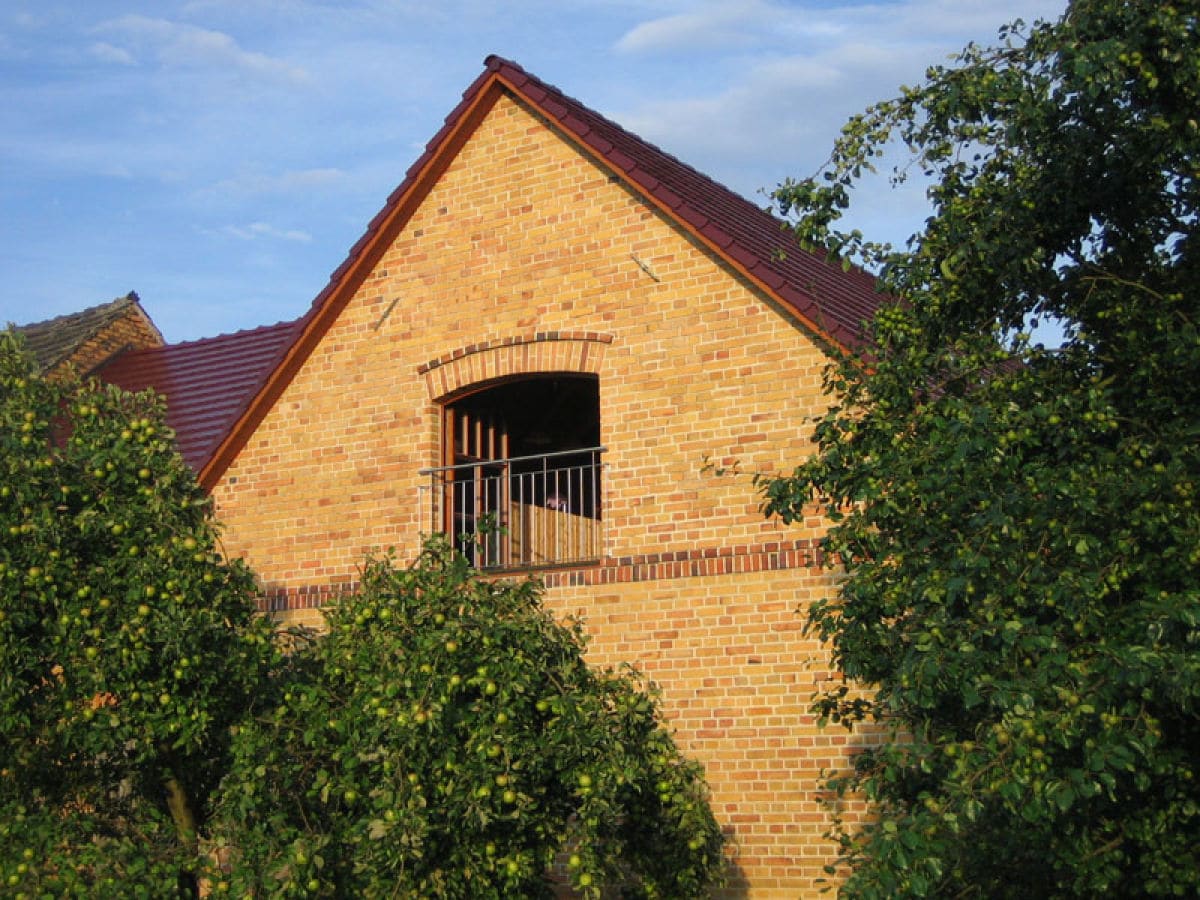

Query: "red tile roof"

xmin=95 ymin=319 xmax=301 ymax=472
xmin=97 ymin=56 xmax=885 ymax=489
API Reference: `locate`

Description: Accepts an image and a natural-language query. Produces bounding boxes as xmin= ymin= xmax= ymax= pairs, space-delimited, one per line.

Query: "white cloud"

xmin=612 ymin=0 xmax=1067 ymax=239
xmin=95 ymin=15 xmax=311 ymax=84
xmin=886 ymin=0 xmax=1060 ymax=40
xmin=618 ymin=0 xmax=1060 ymax=59
xmin=0 ymin=131 xmax=136 ymax=178
xmin=180 ymin=0 xmax=311 ymax=13
xmin=615 ymin=0 xmax=896 ymax=56
xmin=219 ymin=221 xmax=313 ymax=242
xmin=90 ymin=41 xmax=137 ymax=66
xmin=615 ymin=0 xmax=780 ymax=54
xmin=205 ymin=167 xmax=347 ymax=199
xmin=617 ymin=42 xmax=919 ymax=185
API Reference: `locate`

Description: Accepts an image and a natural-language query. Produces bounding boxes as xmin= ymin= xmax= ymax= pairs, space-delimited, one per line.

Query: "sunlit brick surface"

xmin=214 ymin=94 xmax=875 ymax=896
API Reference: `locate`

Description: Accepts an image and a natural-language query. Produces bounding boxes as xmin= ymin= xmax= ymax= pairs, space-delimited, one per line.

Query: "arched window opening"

xmin=423 ymin=375 xmax=603 ymax=569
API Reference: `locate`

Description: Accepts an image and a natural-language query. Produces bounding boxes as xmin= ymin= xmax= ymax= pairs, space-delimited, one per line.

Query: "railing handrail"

xmin=419 ymin=445 xmax=606 ymax=476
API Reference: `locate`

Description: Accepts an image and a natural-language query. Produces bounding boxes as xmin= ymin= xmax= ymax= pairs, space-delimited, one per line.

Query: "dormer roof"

xmin=13 ymin=292 xmax=163 ymax=377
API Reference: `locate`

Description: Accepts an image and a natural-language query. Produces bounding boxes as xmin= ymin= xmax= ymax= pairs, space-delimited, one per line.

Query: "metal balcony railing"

xmin=419 ymin=447 xmax=605 ymax=569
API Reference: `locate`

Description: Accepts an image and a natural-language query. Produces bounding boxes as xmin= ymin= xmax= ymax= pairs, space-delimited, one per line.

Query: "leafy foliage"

xmin=764 ymin=1 xmax=1200 ymax=896
xmin=0 ymin=332 xmax=721 ymax=897
xmin=0 ymin=331 xmax=278 ymax=895
xmin=212 ymin=541 xmax=724 ymax=898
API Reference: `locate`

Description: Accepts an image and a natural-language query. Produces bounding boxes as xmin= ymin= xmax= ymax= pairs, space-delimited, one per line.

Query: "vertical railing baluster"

xmin=419 ymin=447 xmax=604 ymax=569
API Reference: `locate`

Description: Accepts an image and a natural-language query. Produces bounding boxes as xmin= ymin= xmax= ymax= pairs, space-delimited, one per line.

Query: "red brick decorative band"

xmin=258 ymin=581 xmax=354 ymax=614
xmin=256 ymin=537 xmax=824 ymax=613
xmin=419 ymin=331 xmax=613 ymax=401
xmin=538 ymin=538 xmax=824 ymax=589
xmin=418 ymin=331 xmax=614 ymax=373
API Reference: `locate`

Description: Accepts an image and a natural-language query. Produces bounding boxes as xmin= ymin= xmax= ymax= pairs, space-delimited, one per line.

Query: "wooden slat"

xmin=510 ymin=502 xmax=599 ymax=565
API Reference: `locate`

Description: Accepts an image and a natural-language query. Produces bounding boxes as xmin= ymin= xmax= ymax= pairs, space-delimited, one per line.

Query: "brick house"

xmin=23 ymin=57 xmax=885 ymax=897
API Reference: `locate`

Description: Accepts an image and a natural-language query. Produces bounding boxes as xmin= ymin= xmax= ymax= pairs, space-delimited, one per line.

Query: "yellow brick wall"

xmin=541 ymin=566 xmax=879 ymax=897
xmin=213 ymin=92 xmax=871 ymax=896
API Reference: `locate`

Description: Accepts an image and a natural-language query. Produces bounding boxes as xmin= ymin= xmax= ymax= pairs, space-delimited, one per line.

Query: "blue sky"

xmin=1 ymin=0 xmax=1065 ymax=342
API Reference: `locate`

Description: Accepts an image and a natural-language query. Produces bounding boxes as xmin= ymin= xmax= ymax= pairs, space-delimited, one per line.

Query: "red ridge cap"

xmin=651 ymin=185 xmax=683 ymax=209
xmin=676 ymin=205 xmax=709 ymax=230
xmin=700 ymin=223 xmax=735 ymax=249
xmin=727 ymin=243 xmax=757 ymax=269
xmin=607 ymin=149 xmax=635 ymax=172
xmin=582 ymin=132 xmax=613 ymax=155
xmin=561 ymin=114 xmax=589 ymax=135
xmin=756 ymin=268 xmax=786 ymax=291
xmin=625 ymin=168 xmax=658 ymax=191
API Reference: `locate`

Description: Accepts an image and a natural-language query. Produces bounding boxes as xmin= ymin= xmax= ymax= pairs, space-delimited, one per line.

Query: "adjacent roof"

xmin=95 ymin=319 xmax=301 ymax=472
xmin=88 ymin=55 xmax=886 ymax=489
xmin=13 ymin=292 xmax=162 ymax=374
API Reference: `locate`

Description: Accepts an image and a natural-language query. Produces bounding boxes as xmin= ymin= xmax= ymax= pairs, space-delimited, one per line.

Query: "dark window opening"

xmin=426 ymin=376 xmax=603 ymax=568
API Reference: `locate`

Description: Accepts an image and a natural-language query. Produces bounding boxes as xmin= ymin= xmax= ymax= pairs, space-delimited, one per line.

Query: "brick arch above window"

xmin=419 ymin=331 xmax=613 ymax=401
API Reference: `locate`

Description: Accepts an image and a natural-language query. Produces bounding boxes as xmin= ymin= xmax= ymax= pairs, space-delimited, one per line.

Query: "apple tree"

xmin=211 ymin=541 xmax=725 ymax=898
xmin=763 ymin=0 xmax=1200 ymax=896
xmin=0 ymin=331 xmax=278 ymax=895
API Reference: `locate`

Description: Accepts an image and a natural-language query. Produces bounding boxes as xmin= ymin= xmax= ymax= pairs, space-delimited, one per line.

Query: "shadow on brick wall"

xmin=716 ymin=863 xmax=751 ymax=898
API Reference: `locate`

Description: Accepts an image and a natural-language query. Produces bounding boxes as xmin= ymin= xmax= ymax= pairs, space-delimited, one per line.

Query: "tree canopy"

xmin=210 ymin=543 xmax=725 ymax=898
xmin=763 ymin=0 xmax=1200 ymax=895
xmin=0 ymin=331 xmax=278 ymax=895
xmin=0 ymin=332 xmax=724 ymax=896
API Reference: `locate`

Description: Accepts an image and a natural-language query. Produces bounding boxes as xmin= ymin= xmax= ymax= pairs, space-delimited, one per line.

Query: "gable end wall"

xmin=210 ymin=93 xmax=875 ymax=897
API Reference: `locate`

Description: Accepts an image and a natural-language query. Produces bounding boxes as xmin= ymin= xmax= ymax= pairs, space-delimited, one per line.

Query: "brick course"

xmin=212 ymin=92 xmax=871 ymax=896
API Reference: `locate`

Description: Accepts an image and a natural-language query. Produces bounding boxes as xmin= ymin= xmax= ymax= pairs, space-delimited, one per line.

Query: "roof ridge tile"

xmin=118 ymin=317 xmax=301 ymax=356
